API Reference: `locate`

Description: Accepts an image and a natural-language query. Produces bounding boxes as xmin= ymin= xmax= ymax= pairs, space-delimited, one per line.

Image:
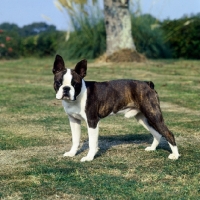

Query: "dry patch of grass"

xmin=160 ymin=101 xmax=200 ymax=115
xmin=0 ymin=145 xmax=67 ymax=174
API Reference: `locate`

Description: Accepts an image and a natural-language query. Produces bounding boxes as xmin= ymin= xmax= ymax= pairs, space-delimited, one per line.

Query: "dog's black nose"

xmin=63 ymin=86 xmax=70 ymax=93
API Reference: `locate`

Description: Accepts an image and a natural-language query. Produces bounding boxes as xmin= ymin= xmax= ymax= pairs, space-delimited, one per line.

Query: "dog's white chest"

xmin=62 ymin=87 xmax=87 ymax=121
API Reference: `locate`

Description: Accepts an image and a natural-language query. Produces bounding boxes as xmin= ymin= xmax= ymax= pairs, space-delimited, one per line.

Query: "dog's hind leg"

xmin=138 ymin=104 xmax=180 ymax=160
xmin=135 ymin=113 xmax=162 ymax=151
xmin=63 ymin=116 xmax=81 ymax=157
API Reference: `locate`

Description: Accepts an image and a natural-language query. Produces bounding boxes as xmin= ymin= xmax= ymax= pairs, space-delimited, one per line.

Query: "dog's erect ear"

xmin=74 ymin=59 xmax=87 ymax=78
xmin=52 ymin=55 xmax=66 ymax=74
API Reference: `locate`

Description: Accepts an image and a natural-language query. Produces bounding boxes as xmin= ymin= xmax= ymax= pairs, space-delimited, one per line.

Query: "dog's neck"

xmin=64 ymin=79 xmax=87 ymax=104
xmin=78 ymin=79 xmax=87 ymax=100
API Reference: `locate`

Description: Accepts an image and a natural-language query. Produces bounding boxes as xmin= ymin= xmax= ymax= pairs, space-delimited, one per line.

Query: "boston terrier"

xmin=52 ymin=55 xmax=180 ymax=162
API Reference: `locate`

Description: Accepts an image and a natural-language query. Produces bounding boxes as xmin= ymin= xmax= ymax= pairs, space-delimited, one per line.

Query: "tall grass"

xmin=57 ymin=3 xmax=171 ymax=60
xmin=57 ymin=2 xmax=106 ymax=59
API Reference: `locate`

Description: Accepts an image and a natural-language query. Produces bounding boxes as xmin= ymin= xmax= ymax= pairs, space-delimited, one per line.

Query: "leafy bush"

xmin=36 ymin=31 xmax=64 ymax=57
xmin=20 ymin=36 xmax=38 ymax=57
xmin=131 ymin=14 xmax=171 ymax=58
xmin=0 ymin=22 xmax=62 ymax=59
xmin=162 ymin=15 xmax=200 ymax=59
xmin=0 ymin=29 xmax=21 ymax=59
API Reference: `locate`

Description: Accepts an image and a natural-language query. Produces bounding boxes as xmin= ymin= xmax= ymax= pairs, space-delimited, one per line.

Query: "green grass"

xmin=0 ymin=58 xmax=200 ymax=199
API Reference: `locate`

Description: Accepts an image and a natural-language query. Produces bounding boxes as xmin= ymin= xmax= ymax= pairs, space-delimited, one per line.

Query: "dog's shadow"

xmin=77 ymin=133 xmax=171 ymax=158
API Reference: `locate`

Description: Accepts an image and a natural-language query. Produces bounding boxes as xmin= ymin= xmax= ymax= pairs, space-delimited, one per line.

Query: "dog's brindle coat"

xmin=53 ymin=55 xmax=180 ymax=162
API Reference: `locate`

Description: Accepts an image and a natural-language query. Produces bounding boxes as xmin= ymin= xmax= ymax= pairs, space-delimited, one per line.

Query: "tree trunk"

xmin=104 ymin=0 xmax=136 ymax=56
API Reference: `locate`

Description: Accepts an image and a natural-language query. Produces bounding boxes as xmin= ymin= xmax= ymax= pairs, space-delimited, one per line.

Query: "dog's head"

xmin=52 ymin=55 xmax=87 ymax=101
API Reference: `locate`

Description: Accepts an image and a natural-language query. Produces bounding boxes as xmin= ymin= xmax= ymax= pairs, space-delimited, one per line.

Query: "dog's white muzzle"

xmin=56 ymin=85 xmax=75 ymax=101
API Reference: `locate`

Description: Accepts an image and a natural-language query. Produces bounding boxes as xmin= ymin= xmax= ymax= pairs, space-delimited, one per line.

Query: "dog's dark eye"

xmin=55 ymin=81 xmax=62 ymax=87
xmin=71 ymin=79 xmax=76 ymax=87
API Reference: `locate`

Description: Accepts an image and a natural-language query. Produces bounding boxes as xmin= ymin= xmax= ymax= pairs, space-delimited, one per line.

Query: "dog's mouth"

xmin=56 ymin=87 xmax=76 ymax=101
xmin=56 ymin=94 xmax=69 ymax=100
xmin=62 ymin=95 xmax=70 ymax=100
xmin=58 ymin=94 xmax=76 ymax=101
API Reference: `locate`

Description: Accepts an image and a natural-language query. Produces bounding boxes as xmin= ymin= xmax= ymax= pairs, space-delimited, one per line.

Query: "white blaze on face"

xmin=56 ymin=69 xmax=75 ymax=100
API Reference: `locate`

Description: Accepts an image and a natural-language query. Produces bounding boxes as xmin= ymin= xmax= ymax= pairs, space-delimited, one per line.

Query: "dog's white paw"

xmin=145 ymin=146 xmax=156 ymax=151
xmin=63 ymin=151 xmax=76 ymax=157
xmin=80 ymin=156 xmax=94 ymax=162
xmin=168 ymin=153 xmax=180 ymax=160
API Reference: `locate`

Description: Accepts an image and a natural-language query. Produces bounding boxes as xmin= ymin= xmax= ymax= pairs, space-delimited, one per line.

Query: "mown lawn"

xmin=0 ymin=57 xmax=199 ymax=199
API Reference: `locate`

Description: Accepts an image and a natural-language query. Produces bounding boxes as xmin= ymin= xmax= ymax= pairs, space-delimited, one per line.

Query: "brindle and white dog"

xmin=52 ymin=55 xmax=180 ymax=162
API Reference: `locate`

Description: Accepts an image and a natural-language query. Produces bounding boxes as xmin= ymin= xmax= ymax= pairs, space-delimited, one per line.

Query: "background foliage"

xmin=162 ymin=14 xmax=200 ymax=59
xmin=0 ymin=13 xmax=200 ymax=60
xmin=0 ymin=22 xmax=63 ymax=59
xmin=131 ymin=14 xmax=172 ymax=58
xmin=57 ymin=12 xmax=106 ymax=60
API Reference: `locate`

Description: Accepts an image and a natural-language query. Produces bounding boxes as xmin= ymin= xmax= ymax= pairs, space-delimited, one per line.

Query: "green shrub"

xmin=162 ymin=15 xmax=200 ymax=59
xmin=0 ymin=30 xmax=21 ymax=59
xmin=0 ymin=22 xmax=62 ymax=59
xmin=131 ymin=14 xmax=172 ymax=58
xmin=21 ymin=35 xmax=38 ymax=57
xmin=20 ymin=31 xmax=64 ymax=57
xmin=36 ymin=31 xmax=64 ymax=57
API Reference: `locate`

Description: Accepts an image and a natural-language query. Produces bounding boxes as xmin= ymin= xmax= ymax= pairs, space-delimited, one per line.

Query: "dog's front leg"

xmin=63 ymin=115 xmax=81 ymax=157
xmin=81 ymin=123 xmax=99 ymax=162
